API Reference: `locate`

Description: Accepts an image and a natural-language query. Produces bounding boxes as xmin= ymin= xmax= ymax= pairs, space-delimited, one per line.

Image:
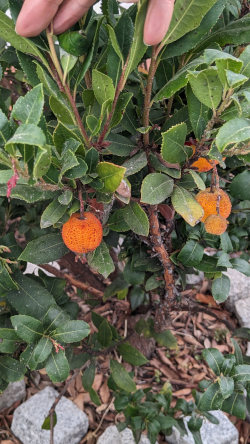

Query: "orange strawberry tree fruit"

xmin=0 ymin=0 xmax=250 ymax=442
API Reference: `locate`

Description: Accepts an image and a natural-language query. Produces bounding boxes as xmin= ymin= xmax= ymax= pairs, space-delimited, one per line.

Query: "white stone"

xmin=97 ymin=425 xmax=157 ymax=444
xmin=11 ymin=386 xmax=88 ymax=444
xmin=166 ymin=411 xmax=238 ymax=444
xmin=224 ymin=268 xmax=250 ymax=311
xmin=0 ymin=380 xmax=26 ymax=411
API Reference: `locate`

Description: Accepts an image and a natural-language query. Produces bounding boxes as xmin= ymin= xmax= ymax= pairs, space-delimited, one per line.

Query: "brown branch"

xmin=77 ymin=180 xmax=85 ymax=219
xmin=39 ymin=264 xmax=104 ymax=298
xmin=154 ymin=151 xmax=180 ymax=170
xmin=143 ymin=46 xmax=158 ymax=146
xmin=148 ymin=205 xmax=174 ymax=300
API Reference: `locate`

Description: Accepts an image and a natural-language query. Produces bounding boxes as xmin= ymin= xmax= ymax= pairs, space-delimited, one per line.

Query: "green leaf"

xmin=110 ymin=359 xmax=136 ymax=392
xmin=0 ymin=184 xmax=58 ymax=203
xmin=58 ymin=190 xmax=73 ymax=206
xmin=11 ymin=315 xmax=43 ymax=343
xmin=240 ymin=45 xmax=250 ymax=78
xmin=92 ymin=69 xmax=115 ymax=105
xmin=117 ymin=342 xmax=148 ymax=366
xmin=188 ymin=170 xmax=206 ymax=191
xmin=218 ymin=376 xmax=234 ymax=399
xmin=59 ymin=149 xmax=79 ymax=181
xmin=7 ymin=273 xmax=55 ymax=318
xmin=162 ymin=0 xmax=218 ymax=45
xmin=97 ymin=320 xmax=113 ymax=347
xmin=85 ymin=147 xmax=99 ymax=172
xmin=0 ymin=262 xmax=18 ymax=291
xmin=123 ymin=202 xmax=149 ymax=236
xmin=58 ymin=31 xmax=89 ymax=57
xmin=45 ymin=349 xmax=70 ymax=383
xmin=198 ymin=382 xmax=223 ymax=411
xmin=0 ymin=109 xmax=13 ymax=147
xmin=230 ymin=170 xmax=250 ymax=201
xmin=11 ymin=84 xmax=44 ymax=125
xmin=231 ymin=258 xmax=250 ymax=277
xmin=0 ymin=328 xmax=19 ymax=340
xmin=212 ymin=274 xmax=230 ymax=303
xmin=123 ymin=152 xmax=147 ymax=177
xmin=82 ymin=361 xmax=95 ymax=392
xmin=18 ymin=233 xmax=68 ymax=264
xmin=188 ymin=68 xmax=223 ymax=110
xmin=0 ymin=356 xmax=25 ymax=382
xmin=97 ymin=162 xmax=126 ymax=192
xmin=16 ymin=51 xmax=40 ymax=86
xmin=40 ymin=199 xmax=67 ymax=229
xmin=108 ymin=208 xmax=130 ymax=232
xmin=202 ymin=348 xmax=224 ymax=375
xmin=154 ymin=330 xmax=178 ymax=349
xmin=60 ymin=51 xmax=77 ymax=78
xmin=6 ymin=124 xmax=46 ymax=150
xmin=234 ymin=365 xmax=250 ymax=382
xmin=33 ymin=337 xmax=53 ymax=363
xmin=222 ymin=393 xmax=246 ymax=420
xmin=33 ymin=145 xmax=52 ymax=179
xmin=110 ymin=92 xmax=133 ymax=129
xmin=171 ymin=186 xmax=204 ymax=226
xmin=0 ymin=11 xmax=50 ymax=70
xmin=89 ymin=387 xmax=101 ymax=406
xmin=123 ymin=0 xmax=147 ymax=82
xmin=141 ymin=173 xmax=174 ymax=205
xmin=233 ymin=328 xmax=250 ymax=341
xmin=187 ymin=84 xmax=211 ymax=140
xmin=177 ymin=240 xmax=204 ymax=267
xmin=35 ymin=62 xmax=61 ymax=99
xmin=226 ymin=70 xmax=248 ymax=89
xmin=161 ymin=123 xmax=188 ymax=164
xmin=107 ymin=24 xmax=124 ymax=62
xmin=49 ymin=96 xmax=75 ymax=126
xmin=52 ymin=320 xmax=90 ymax=343
xmin=42 ymin=413 xmax=57 ymax=431
xmin=87 ymin=242 xmax=115 ymax=278
xmin=216 ymin=118 xmax=250 ymax=152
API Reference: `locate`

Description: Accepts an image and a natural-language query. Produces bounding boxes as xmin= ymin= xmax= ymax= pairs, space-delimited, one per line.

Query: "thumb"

xmin=143 ymin=0 xmax=175 ymax=46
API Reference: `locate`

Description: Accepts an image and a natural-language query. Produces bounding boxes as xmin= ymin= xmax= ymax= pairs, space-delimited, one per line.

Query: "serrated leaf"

xmin=11 ymin=315 xmax=43 ymax=343
xmin=188 ymin=170 xmax=206 ymax=190
xmin=202 ymin=348 xmax=224 ymax=375
xmin=117 ymin=342 xmax=148 ymax=366
xmin=216 ymin=118 xmax=250 ymax=152
xmin=154 ymin=330 xmax=178 ymax=349
xmin=218 ymin=376 xmax=234 ymax=399
xmin=110 ymin=359 xmax=136 ymax=392
xmin=123 ymin=202 xmax=149 ymax=236
xmin=122 ymin=151 xmax=147 ymax=176
xmin=97 ymin=161 xmax=126 ymax=192
xmin=42 ymin=413 xmax=57 ymax=430
xmin=49 ymin=96 xmax=75 ymax=126
xmin=11 ymin=84 xmax=44 ymax=125
xmin=177 ymin=240 xmax=204 ymax=267
xmin=33 ymin=145 xmax=51 ymax=179
xmin=162 ymin=0 xmax=218 ymax=46
xmin=171 ymin=186 xmax=204 ymax=226
xmin=82 ymin=361 xmax=95 ymax=392
xmin=87 ymin=242 xmax=115 ymax=278
xmin=141 ymin=173 xmax=174 ymax=205
xmin=18 ymin=233 xmax=68 ymax=264
xmin=188 ymin=68 xmax=223 ymax=110
xmin=58 ymin=190 xmax=73 ymax=206
xmin=40 ymin=199 xmax=67 ymax=229
xmin=0 ymin=356 xmax=25 ymax=382
xmin=161 ymin=123 xmax=188 ymax=164
xmin=212 ymin=274 xmax=230 ymax=303
xmin=45 ymin=349 xmax=70 ymax=383
xmin=6 ymin=124 xmax=46 ymax=150
xmin=33 ymin=337 xmax=53 ymax=363
xmin=230 ymin=170 xmax=250 ymax=201
xmin=97 ymin=320 xmax=113 ymax=347
xmin=92 ymin=69 xmax=115 ymax=105
xmin=7 ymin=273 xmax=55 ymax=318
xmin=186 ymin=84 xmax=211 ymax=140
xmin=52 ymin=320 xmax=90 ymax=343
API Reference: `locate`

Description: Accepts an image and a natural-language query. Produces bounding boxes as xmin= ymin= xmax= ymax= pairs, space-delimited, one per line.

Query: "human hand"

xmin=16 ymin=0 xmax=174 ymax=46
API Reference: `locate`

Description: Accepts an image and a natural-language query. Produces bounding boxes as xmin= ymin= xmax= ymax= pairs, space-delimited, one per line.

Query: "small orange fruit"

xmin=204 ymin=214 xmax=228 ymax=235
xmin=62 ymin=212 xmax=103 ymax=254
xmin=195 ymin=188 xmax=231 ymax=222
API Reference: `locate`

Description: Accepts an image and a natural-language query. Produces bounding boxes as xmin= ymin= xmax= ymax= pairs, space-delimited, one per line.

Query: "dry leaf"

xmin=173 ymin=388 xmax=191 ymax=397
xmin=73 ymin=393 xmax=85 ymax=411
xmin=99 ymin=380 xmax=110 ymax=404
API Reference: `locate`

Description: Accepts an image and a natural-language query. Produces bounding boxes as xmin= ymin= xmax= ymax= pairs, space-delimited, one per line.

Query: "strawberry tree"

xmin=0 ymin=0 xmax=250 ymax=442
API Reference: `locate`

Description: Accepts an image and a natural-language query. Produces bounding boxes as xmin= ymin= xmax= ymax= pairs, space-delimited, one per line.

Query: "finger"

xmin=15 ymin=0 xmax=64 ymax=37
xmin=53 ymin=0 xmax=96 ymax=35
xmin=143 ymin=0 xmax=175 ymax=46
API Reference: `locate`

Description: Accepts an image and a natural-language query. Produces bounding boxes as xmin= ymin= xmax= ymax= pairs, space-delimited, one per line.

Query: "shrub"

xmin=0 ymin=0 xmax=250 ymax=442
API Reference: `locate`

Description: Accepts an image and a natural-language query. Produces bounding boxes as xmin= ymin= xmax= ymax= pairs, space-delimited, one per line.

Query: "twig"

xmin=143 ymin=46 xmax=158 ymax=146
xmin=39 ymin=264 xmax=104 ymax=298
xmin=46 ymin=25 xmax=91 ymax=149
xmin=148 ymin=205 xmax=174 ymax=300
xmin=92 ymin=396 xmax=115 ymax=437
xmin=77 ymin=180 xmax=85 ymax=219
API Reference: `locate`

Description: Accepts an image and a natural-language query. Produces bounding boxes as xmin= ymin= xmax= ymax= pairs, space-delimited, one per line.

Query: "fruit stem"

xmin=143 ymin=46 xmax=158 ymax=146
xmin=77 ymin=180 xmax=85 ymax=219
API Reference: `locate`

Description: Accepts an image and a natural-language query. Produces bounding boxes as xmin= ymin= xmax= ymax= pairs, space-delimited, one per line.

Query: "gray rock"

xmin=225 ymin=268 xmax=250 ymax=311
xmin=11 ymin=386 xmax=88 ymax=444
xmin=0 ymin=380 xmax=26 ymax=411
xmin=186 ymin=272 xmax=204 ymax=286
xmin=235 ymin=297 xmax=250 ymax=327
xmin=166 ymin=411 xmax=238 ymax=444
xmin=97 ymin=425 xmax=157 ymax=444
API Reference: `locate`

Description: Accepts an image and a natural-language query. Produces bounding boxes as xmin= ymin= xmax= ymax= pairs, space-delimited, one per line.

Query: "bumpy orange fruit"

xmin=195 ymin=188 xmax=231 ymax=222
xmin=62 ymin=212 xmax=103 ymax=254
xmin=204 ymin=214 xmax=228 ymax=235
